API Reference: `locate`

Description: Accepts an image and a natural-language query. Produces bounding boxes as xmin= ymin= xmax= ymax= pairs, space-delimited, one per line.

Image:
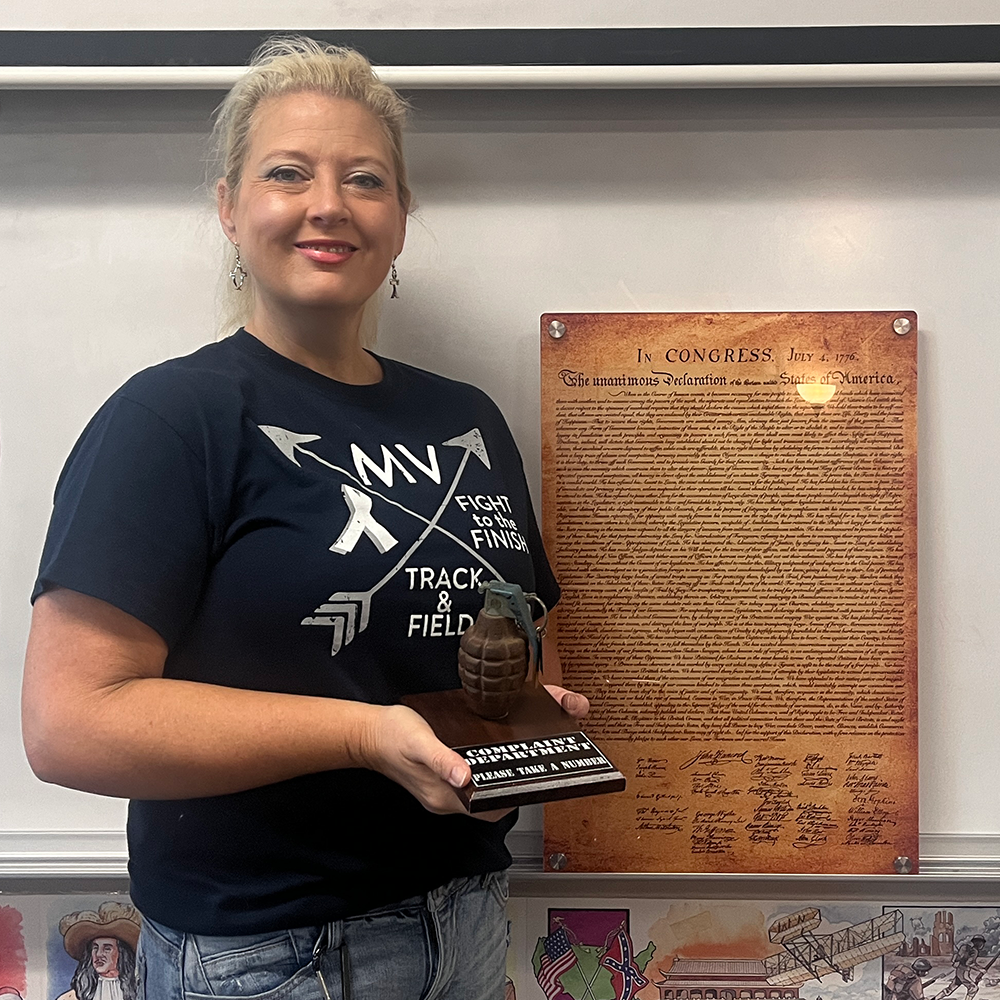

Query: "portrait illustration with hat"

xmin=53 ymin=902 xmax=140 ymax=1000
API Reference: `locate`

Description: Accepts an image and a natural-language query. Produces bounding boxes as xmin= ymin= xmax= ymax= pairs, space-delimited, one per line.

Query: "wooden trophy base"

xmin=402 ymin=683 xmax=626 ymax=813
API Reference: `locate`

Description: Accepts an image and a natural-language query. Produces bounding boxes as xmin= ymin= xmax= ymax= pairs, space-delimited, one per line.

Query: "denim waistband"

xmin=147 ymin=870 xmax=503 ymax=945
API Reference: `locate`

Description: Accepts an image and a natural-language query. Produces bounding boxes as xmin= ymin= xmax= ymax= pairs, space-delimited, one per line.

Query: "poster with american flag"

xmin=532 ymin=909 xmax=655 ymax=1000
xmin=516 ymin=896 xmax=950 ymax=1000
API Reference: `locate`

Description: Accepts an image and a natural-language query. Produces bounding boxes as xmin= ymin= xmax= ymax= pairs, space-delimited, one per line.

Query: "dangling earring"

xmin=389 ymin=258 xmax=400 ymax=299
xmin=229 ymin=244 xmax=248 ymax=291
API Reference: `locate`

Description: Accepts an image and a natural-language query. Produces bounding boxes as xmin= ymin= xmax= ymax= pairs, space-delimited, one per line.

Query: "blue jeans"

xmin=136 ymin=872 xmax=509 ymax=1000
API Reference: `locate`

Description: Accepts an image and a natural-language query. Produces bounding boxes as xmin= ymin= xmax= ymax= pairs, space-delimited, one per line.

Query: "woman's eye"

xmin=268 ymin=167 xmax=302 ymax=182
xmin=349 ymin=173 xmax=385 ymax=190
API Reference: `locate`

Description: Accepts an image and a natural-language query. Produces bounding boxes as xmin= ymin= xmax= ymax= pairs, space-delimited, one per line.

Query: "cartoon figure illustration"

xmin=54 ymin=902 xmax=141 ymax=1000
xmin=934 ymin=937 xmax=991 ymax=1000
xmin=0 ymin=988 xmax=24 ymax=999
xmin=885 ymin=957 xmax=934 ymax=1000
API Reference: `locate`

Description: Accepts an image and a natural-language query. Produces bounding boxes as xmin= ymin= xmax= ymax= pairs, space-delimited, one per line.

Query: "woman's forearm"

xmin=22 ymin=589 xmax=468 ymax=803
xmin=26 ymin=673 xmax=384 ymax=799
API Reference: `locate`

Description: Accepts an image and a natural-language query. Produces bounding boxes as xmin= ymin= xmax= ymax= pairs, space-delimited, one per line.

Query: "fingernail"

xmin=449 ymin=765 xmax=467 ymax=787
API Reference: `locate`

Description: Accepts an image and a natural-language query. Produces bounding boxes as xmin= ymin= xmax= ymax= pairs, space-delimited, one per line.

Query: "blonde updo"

xmin=211 ymin=36 xmax=412 ymax=340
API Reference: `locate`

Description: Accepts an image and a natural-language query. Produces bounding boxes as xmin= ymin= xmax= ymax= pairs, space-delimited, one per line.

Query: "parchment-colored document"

xmin=542 ymin=312 xmax=917 ymax=874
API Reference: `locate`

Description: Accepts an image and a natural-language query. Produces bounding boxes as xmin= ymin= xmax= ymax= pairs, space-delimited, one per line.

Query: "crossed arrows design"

xmin=259 ymin=424 xmax=506 ymax=655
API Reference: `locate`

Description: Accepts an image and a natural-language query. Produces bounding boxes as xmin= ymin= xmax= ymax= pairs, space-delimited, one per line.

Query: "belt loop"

xmin=427 ymin=875 xmax=456 ymax=913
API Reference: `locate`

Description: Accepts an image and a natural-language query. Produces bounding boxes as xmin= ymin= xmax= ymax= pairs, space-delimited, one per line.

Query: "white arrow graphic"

xmin=259 ymin=424 xmax=502 ymax=572
xmin=260 ymin=425 xmax=505 ymax=655
xmin=258 ymin=426 xmax=322 ymax=466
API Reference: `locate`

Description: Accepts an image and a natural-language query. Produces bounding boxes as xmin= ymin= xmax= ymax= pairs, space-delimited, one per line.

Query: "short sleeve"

xmin=523 ymin=489 xmax=560 ymax=613
xmin=33 ymin=395 xmax=213 ymax=648
xmin=477 ymin=388 xmax=561 ymax=613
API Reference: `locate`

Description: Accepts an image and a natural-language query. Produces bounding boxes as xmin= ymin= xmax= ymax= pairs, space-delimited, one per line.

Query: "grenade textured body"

xmin=458 ymin=610 xmax=528 ymax=719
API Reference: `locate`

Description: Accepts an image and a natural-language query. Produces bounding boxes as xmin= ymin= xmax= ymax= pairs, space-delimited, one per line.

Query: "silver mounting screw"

xmin=893 ymin=855 xmax=913 ymax=874
xmin=548 ymin=320 xmax=566 ymax=339
xmin=548 ymin=852 xmax=568 ymax=871
xmin=892 ymin=317 xmax=912 ymax=336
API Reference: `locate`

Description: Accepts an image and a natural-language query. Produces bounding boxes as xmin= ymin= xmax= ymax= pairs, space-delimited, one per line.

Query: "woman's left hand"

xmin=543 ymin=684 xmax=590 ymax=719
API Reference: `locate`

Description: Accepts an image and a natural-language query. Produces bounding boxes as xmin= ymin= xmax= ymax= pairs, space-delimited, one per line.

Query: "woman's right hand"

xmin=23 ymin=588 xmax=510 ymax=819
xmin=358 ymin=704 xmax=510 ymax=821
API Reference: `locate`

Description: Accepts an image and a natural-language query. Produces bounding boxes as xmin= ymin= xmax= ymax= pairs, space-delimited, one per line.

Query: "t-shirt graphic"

xmin=260 ymin=423 xmax=522 ymax=656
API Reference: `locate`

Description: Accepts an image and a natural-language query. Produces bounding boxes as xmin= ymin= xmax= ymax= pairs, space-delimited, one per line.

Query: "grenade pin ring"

xmin=525 ymin=593 xmax=549 ymax=639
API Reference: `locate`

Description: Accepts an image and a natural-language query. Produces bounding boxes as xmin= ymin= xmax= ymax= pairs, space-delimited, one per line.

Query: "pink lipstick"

xmin=294 ymin=241 xmax=358 ymax=264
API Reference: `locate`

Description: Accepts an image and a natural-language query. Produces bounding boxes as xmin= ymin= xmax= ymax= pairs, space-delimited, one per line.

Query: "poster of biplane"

xmin=507 ymin=898 xmax=1000 ymax=1000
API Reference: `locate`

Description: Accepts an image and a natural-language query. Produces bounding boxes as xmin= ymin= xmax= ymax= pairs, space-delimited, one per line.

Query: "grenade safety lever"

xmin=480 ymin=580 xmax=545 ymax=683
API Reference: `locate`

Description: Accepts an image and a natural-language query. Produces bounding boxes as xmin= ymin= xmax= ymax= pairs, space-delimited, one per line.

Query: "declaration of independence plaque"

xmin=541 ymin=312 xmax=917 ymax=874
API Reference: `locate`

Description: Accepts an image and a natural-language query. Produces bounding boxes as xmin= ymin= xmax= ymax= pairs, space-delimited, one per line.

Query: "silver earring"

xmin=229 ymin=244 xmax=248 ymax=291
xmin=389 ymin=259 xmax=400 ymax=299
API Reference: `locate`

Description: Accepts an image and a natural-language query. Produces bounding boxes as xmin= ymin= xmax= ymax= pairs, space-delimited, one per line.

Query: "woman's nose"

xmin=308 ymin=178 xmax=350 ymax=226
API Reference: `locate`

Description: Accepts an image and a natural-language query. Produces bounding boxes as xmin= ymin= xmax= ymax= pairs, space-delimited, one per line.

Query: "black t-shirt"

xmin=34 ymin=329 xmax=559 ymax=934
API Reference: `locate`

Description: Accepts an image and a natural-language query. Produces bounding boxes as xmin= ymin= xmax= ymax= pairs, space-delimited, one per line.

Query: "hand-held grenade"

xmin=458 ymin=581 xmax=547 ymax=720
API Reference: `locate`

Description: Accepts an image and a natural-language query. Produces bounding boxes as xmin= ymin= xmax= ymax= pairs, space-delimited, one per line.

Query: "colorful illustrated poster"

xmin=46 ymin=899 xmax=140 ymax=1000
xmin=541 ymin=312 xmax=917 ymax=874
xmin=0 ymin=903 xmax=28 ymax=1000
xmin=508 ymin=897 xmax=994 ymax=1000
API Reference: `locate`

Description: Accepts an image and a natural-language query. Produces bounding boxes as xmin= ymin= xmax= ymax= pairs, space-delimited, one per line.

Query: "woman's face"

xmin=217 ymin=91 xmax=407 ymax=325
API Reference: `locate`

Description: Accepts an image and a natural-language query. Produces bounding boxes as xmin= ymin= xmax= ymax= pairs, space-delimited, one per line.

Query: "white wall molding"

xmin=3 ymin=829 xmax=1000 ymax=888
xmin=4 ymin=62 xmax=1000 ymax=91
xmin=917 ymin=834 xmax=1000 ymax=876
xmin=510 ymin=830 xmax=1000 ymax=877
xmin=507 ymin=870 xmax=1000 ymax=902
xmin=0 ymin=830 xmax=127 ymax=878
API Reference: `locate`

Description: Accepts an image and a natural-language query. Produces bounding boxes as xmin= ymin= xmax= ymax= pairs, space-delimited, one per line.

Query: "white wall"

xmin=4 ymin=0 xmax=1000 ymax=31
xmin=3 ymin=82 xmax=1000 ymax=856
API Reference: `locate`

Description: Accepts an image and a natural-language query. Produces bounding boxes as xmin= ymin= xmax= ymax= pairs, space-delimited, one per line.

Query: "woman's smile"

xmin=294 ymin=240 xmax=359 ymax=264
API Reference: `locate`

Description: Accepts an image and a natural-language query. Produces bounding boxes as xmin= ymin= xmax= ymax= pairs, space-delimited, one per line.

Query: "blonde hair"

xmin=211 ymin=36 xmax=412 ymax=342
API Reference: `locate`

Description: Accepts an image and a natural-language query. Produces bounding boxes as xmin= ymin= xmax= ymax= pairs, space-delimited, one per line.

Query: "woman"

xmin=22 ymin=37 xmax=586 ymax=1000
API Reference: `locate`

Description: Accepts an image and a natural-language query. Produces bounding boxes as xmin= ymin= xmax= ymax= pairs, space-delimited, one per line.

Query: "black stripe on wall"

xmin=1 ymin=25 xmax=999 ymax=69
